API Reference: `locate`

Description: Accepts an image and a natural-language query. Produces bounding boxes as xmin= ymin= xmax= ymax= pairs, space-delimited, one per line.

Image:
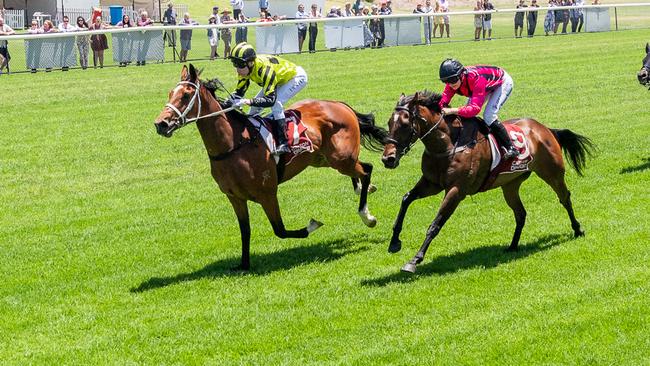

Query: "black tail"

xmin=346 ymin=106 xmax=387 ymax=152
xmin=551 ymin=128 xmax=596 ymax=177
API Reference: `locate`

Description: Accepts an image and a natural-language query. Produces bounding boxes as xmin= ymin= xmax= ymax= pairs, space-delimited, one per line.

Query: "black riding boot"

xmin=273 ymin=118 xmax=291 ymax=155
xmin=490 ymin=120 xmax=519 ymax=160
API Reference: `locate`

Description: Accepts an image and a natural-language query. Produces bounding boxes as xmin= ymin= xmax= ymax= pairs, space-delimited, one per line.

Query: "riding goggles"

xmin=440 ymin=74 xmax=460 ymax=84
xmin=231 ymin=58 xmax=248 ymax=68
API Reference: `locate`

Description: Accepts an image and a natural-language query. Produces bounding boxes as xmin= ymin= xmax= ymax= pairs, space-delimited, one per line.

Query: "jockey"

xmin=438 ymin=58 xmax=519 ymax=160
xmin=227 ymin=42 xmax=308 ymax=155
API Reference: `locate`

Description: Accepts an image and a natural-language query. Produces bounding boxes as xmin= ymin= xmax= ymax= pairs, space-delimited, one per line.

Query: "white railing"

xmin=3 ymin=9 xmax=25 ymax=29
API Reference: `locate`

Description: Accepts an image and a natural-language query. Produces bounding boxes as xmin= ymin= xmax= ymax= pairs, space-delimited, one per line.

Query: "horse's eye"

xmin=182 ymin=93 xmax=190 ymax=100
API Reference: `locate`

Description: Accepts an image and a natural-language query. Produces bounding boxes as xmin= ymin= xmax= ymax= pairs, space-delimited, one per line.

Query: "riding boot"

xmin=273 ymin=118 xmax=291 ymax=155
xmin=490 ymin=120 xmax=519 ymax=160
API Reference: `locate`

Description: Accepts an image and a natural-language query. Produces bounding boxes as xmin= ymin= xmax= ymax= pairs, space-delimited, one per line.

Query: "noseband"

xmin=164 ymin=80 xmax=235 ymax=130
xmin=385 ymin=104 xmax=444 ymax=156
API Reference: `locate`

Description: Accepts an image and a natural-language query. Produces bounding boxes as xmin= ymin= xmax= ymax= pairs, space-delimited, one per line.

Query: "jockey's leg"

xmin=484 ymin=72 xmax=519 ymax=160
xmin=271 ymin=67 xmax=309 ymax=155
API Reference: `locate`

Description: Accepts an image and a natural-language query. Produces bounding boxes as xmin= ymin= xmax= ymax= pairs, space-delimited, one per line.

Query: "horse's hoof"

xmin=505 ymin=245 xmax=518 ymax=253
xmin=388 ymin=238 xmax=402 ymax=253
xmin=231 ymin=264 xmax=250 ymax=273
xmin=368 ymin=184 xmax=378 ymax=194
xmin=307 ymin=219 xmax=324 ymax=233
xmin=359 ymin=211 xmax=377 ymax=228
xmin=575 ymin=229 xmax=585 ymax=237
xmin=401 ymin=262 xmax=417 ymax=273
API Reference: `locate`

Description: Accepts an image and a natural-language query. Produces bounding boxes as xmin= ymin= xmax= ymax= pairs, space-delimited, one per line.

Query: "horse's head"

xmin=638 ymin=43 xmax=650 ymax=89
xmin=154 ymin=64 xmax=205 ymax=137
xmin=382 ymin=91 xmax=445 ymax=169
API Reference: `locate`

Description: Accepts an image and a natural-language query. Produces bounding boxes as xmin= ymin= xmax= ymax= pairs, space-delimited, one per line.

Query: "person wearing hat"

xmin=226 ymin=42 xmax=309 ymax=155
xmin=208 ymin=6 xmax=222 ymax=55
xmin=437 ymin=58 xmax=519 ymax=160
xmin=220 ymin=9 xmax=236 ymax=58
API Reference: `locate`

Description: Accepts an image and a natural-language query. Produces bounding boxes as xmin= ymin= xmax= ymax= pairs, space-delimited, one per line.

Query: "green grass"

xmin=1 ymin=29 xmax=650 ymax=364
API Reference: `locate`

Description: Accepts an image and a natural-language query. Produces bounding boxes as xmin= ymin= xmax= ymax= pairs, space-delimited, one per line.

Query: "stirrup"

xmin=503 ymin=146 xmax=520 ymax=160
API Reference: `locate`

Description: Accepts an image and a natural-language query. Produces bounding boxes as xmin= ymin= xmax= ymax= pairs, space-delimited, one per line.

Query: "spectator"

xmin=43 ymin=19 xmax=57 ymax=33
xmin=208 ymin=15 xmax=219 ymax=59
xmin=439 ymin=0 xmax=450 ymax=37
xmin=422 ymin=0 xmax=433 ymax=44
xmin=209 ymin=6 xmax=222 ymax=54
xmin=178 ymin=12 xmax=197 ymax=62
xmin=514 ymin=0 xmax=526 ymax=38
xmin=560 ymin=0 xmax=570 ymax=33
xmin=343 ymin=2 xmax=354 ymax=16
xmin=377 ymin=1 xmax=389 ymax=47
xmin=413 ymin=3 xmax=426 ymax=43
xmin=553 ymin=0 xmax=562 ymax=33
xmin=570 ymin=0 xmax=584 ymax=32
xmin=116 ymin=14 xmax=134 ymax=27
xmin=433 ymin=1 xmax=443 ymax=38
xmin=369 ymin=5 xmax=381 ymax=47
xmin=137 ymin=11 xmax=154 ymax=27
xmin=58 ymin=15 xmax=76 ymax=32
xmin=308 ymin=4 xmax=321 ymax=53
xmin=473 ymin=0 xmax=483 ymax=40
xmin=116 ymin=15 xmax=134 ymax=66
xmin=0 ymin=15 xmax=15 ymax=74
xmin=482 ymin=0 xmax=494 ymax=40
xmin=231 ymin=0 xmax=244 ymax=19
xmin=75 ymin=16 xmax=89 ymax=70
xmin=544 ymin=0 xmax=556 ymax=35
xmin=258 ymin=9 xmax=273 ymax=22
xmin=361 ymin=7 xmax=373 ymax=47
xmin=296 ymin=4 xmax=308 ymax=52
xmin=28 ymin=20 xmax=42 ymax=34
xmin=235 ymin=13 xmax=249 ymax=43
xmin=89 ymin=16 xmax=108 ymax=68
xmin=163 ymin=2 xmax=177 ymax=24
xmin=90 ymin=7 xmax=102 ymax=24
xmin=221 ymin=9 xmax=235 ymax=59
xmin=353 ymin=0 xmax=363 ymax=15
xmin=259 ymin=0 xmax=269 ymax=12
xmin=385 ymin=0 xmax=393 ymax=14
xmin=591 ymin=0 xmax=599 ymax=4
xmin=527 ymin=0 xmax=540 ymax=36
xmin=327 ymin=6 xmax=341 ymax=17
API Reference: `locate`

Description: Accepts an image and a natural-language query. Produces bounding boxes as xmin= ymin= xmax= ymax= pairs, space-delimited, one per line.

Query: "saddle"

xmin=247 ymin=109 xmax=314 ymax=164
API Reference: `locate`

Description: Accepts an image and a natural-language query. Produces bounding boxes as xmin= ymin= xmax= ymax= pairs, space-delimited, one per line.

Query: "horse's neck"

xmin=419 ymin=119 xmax=454 ymax=156
xmin=195 ymin=89 xmax=244 ymax=157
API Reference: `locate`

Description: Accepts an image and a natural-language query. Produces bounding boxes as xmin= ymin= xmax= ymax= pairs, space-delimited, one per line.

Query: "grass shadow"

xmin=620 ymin=158 xmax=650 ymax=174
xmin=132 ymin=235 xmax=379 ymax=293
xmin=361 ymin=233 xmax=574 ymax=287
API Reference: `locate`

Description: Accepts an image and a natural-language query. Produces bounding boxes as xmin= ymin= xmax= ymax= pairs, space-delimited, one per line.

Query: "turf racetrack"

xmin=2 ymin=29 xmax=649 ymax=364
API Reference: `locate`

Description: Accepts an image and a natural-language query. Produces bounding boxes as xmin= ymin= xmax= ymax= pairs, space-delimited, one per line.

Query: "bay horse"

xmin=154 ymin=64 xmax=387 ymax=270
xmin=381 ymin=91 xmax=594 ymax=273
xmin=638 ymin=43 xmax=650 ymax=88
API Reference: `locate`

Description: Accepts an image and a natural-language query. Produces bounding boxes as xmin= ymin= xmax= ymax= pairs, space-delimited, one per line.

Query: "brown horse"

xmin=638 ymin=43 xmax=650 ymax=88
xmin=154 ymin=64 xmax=387 ymax=270
xmin=381 ymin=91 xmax=594 ymax=273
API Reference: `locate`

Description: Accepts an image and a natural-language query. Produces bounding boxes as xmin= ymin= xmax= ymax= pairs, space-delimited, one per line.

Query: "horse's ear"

xmin=180 ymin=65 xmax=189 ymax=81
xmin=188 ymin=63 xmax=198 ymax=81
xmin=408 ymin=92 xmax=420 ymax=108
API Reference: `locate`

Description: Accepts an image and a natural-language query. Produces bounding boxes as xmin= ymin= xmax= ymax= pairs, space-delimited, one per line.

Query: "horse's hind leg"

xmin=537 ymin=169 xmax=585 ymax=237
xmin=355 ymin=162 xmax=377 ymax=228
xmin=501 ymin=173 xmax=530 ymax=251
xmin=260 ymin=194 xmax=323 ymax=239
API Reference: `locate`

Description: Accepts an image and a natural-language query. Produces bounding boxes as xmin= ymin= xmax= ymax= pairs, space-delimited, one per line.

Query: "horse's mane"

xmin=397 ymin=90 xmax=443 ymax=113
xmin=201 ymin=77 xmax=251 ymax=126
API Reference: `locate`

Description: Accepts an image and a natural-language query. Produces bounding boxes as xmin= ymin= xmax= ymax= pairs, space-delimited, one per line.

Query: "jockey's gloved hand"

xmin=231 ymin=98 xmax=247 ymax=108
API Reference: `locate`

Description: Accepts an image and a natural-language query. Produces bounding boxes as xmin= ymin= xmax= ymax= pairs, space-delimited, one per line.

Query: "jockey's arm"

xmin=457 ymin=77 xmax=487 ymax=118
xmin=249 ymin=90 xmax=277 ymax=108
xmin=234 ymin=77 xmax=250 ymax=98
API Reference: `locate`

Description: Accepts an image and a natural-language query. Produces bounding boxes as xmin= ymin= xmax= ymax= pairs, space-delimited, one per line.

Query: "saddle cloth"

xmin=479 ymin=123 xmax=534 ymax=192
xmin=247 ymin=110 xmax=314 ymax=164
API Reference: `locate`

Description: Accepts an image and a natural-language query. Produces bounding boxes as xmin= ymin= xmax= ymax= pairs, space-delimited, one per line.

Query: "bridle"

xmin=164 ymin=80 xmax=235 ymax=130
xmin=385 ymin=104 xmax=444 ymax=156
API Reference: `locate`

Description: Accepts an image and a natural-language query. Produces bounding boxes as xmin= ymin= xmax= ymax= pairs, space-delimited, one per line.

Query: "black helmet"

xmin=230 ymin=42 xmax=256 ymax=67
xmin=439 ymin=58 xmax=464 ymax=83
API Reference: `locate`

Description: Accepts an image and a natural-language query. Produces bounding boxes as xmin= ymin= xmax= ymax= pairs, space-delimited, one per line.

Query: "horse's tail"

xmin=346 ymin=105 xmax=387 ymax=152
xmin=551 ymin=128 xmax=596 ymax=177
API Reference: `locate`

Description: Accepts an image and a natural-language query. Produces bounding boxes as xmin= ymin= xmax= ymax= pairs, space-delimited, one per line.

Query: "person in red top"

xmin=438 ymin=58 xmax=519 ymax=159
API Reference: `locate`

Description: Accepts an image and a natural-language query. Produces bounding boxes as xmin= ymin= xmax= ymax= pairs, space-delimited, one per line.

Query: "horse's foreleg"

xmin=227 ymin=196 xmax=251 ymax=271
xmin=402 ymin=186 xmax=462 ymax=274
xmin=501 ymin=176 xmax=528 ymax=251
xmin=389 ymin=177 xmax=442 ymax=254
xmin=357 ymin=162 xmax=377 ymax=228
xmin=260 ymin=195 xmax=323 ymax=239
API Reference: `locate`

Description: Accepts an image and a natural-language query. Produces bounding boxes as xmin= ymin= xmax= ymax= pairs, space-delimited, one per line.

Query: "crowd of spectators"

xmin=0 ymin=0 xmax=602 ymax=74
